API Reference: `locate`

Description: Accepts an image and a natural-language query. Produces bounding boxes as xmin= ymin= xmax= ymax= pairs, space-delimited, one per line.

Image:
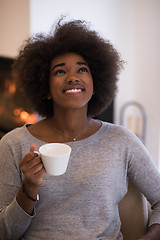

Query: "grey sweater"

xmin=0 ymin=122 xmax=160 ymax=240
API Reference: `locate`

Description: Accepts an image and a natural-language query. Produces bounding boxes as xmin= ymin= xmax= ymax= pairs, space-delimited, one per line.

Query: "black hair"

xmin=14 ymin=19 xmax=123 ymax=117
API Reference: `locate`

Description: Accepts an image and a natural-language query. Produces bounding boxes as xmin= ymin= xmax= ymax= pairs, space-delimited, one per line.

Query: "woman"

xmin=0 ymin=19 xmax=160 ymax=240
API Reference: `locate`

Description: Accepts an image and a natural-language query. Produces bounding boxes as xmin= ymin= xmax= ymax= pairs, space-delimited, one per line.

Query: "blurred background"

xmin=0 ymin=0 xmax=160 ymax=169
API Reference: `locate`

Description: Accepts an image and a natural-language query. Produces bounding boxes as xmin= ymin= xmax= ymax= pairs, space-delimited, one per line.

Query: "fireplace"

xmin=0 ymin=56 xmax=37 ymax=138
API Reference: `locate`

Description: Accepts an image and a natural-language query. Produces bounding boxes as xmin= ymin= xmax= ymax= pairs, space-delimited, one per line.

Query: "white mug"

xmin=34 ymin=143 xmax=71 ymax=176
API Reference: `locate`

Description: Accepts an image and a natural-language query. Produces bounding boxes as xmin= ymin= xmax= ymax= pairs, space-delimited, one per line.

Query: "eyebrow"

xmin=51 ymin=61 xmax=89 ymax=71
xmin=51 ymin=63 xmax=65 ymax=71
xmin=77 ymin=62 xmax=89 ymax=67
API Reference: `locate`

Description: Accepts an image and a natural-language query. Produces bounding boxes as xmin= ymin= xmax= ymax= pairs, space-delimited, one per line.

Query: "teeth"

xmin=66 ymin=89 xmax=82 ymax=93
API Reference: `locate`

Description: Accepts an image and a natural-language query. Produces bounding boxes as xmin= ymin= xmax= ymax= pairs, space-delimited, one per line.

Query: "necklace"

xmin=53 ymin=122 xmax=90 ymax=141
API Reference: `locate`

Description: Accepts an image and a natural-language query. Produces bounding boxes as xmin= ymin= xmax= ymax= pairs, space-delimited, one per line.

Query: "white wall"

xmin=0 ymin=0 xmax=160 ymax=167
xmin=0 ymin=0 xmax=30 ymax=58
xmin=131 ymin=0 xmax=160 ymax=167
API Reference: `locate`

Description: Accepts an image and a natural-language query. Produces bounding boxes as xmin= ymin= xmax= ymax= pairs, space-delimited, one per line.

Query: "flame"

xmin=13 ymin=108 xmax=22 ymax=117
xmin=4 ymin=79 xmax=16 ymax=95
xmin=20 ymin=111 xmax=37 ymax=123
xmin=9 ymin=83 xmax=16 ymax=94
xmin=13 ymin=108 xmax=37 ymax=124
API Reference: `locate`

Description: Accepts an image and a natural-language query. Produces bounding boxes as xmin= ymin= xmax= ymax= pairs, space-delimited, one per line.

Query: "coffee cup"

xmin=34 ymin=143 xmax=71 ymax=176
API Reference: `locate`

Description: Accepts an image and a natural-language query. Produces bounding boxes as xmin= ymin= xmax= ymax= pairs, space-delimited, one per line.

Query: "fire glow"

xmin=13 ymin=109 xmax=37 ymax=124
xmin=0 ymin=70 xmax=37 ymax=130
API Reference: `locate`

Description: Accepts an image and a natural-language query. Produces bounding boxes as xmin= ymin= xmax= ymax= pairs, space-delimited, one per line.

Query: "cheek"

xmin=49 ymin=78 xmax=61 ymax=95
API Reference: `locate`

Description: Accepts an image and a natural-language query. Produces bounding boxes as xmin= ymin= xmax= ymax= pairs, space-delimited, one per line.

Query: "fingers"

xmin=20 ymin=151 xmax=36 ymax=166
xmin=30 ymin=143 xmax=37 ymax=152
xmin=20 ymin=144 xmax=46 ymax=186
xmin=20 ymin=143 xmax=39 ymax=167
xmin=21 ymin=154 xmax=42 ymax=173
xmin=23 ymin=161 xmax=45 ymax=186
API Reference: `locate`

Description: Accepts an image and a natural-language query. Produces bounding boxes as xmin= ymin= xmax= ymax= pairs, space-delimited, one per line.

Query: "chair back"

xmin=119 ymin=180 xmax=148 ymax=240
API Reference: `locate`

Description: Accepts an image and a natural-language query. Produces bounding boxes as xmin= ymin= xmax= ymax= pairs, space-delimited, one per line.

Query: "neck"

xmin=49 ymin=108 xmax=90 ymax=140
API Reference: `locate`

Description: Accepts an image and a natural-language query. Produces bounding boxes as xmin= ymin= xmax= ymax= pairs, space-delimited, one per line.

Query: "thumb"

xmin=30 ymin=143 xmax=37 ymax=152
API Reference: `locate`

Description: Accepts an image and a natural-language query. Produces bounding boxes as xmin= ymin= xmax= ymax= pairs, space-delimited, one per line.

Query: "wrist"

xmin=16 ymin=183 xmax=40 ymax=215
xmin=22 ymin=183 xmax=39 ymax=202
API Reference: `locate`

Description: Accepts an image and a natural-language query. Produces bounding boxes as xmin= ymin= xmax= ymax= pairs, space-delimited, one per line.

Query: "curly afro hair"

xmin=13 ymin=19 xmax=123 ymax=118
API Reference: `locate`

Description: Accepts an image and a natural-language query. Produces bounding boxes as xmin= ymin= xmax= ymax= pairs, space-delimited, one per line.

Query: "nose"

xmin=66 ymin=73 xmax=79 ymax=84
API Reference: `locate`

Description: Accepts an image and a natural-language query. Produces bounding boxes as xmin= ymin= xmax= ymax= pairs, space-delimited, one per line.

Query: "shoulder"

xmin=100 ymin=122 xmax=152 ymax=165
xmin=0 ymin=126 xmax=29 ymax=162
xmin=101 ymin=121 xmax=137 ymax=139
xmin=0 ymin=125 xmax=27 ymax=147
xmin=100 ymin=121 xmax=145 ymax=150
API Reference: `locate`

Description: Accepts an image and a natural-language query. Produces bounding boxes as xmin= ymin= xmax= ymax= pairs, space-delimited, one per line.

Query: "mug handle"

xmin=33 ymin=150 xmax=41 ymax=158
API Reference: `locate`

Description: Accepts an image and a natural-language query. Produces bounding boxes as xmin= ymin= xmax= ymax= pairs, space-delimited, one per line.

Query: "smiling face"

xmin=49 ymin=52 xmax=94 ymax=113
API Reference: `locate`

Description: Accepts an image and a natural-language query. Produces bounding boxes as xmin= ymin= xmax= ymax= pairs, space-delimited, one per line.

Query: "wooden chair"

xmin=119 ymin=180 xmax=149 ymax=240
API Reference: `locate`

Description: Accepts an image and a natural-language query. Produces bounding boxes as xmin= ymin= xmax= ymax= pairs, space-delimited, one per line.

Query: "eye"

xmin=54 ymin=69 xmax=66 ymax=76
xmin=78 ymin=67 xmax=89 ymax=73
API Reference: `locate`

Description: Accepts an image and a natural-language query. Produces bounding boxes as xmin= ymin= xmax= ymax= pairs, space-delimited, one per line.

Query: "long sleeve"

xmin=0 ymin=197 xmax=35 ymax=240
xmin=126 ymin=129 xmax=160 ymax=227
xmin=0 ymin=131 xmax=35 ymax=240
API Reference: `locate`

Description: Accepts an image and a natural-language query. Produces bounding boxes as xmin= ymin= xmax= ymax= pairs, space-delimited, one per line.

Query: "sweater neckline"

xmin=24 ymin=121 xmax=109 ymax=145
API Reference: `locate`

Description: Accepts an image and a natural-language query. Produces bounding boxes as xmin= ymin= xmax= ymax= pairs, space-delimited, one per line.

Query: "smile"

xmin=66 ymin=89 xmax=82 ymax=93
xmin=63 ymin=88 xmax=85 ymax=93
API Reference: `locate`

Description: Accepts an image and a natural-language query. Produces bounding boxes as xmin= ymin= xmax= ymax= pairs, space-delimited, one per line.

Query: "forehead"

xmin=50 ymin=52 xmax=87 ymax=66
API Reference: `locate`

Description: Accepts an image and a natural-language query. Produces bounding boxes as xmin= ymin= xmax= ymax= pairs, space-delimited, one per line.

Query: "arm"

xmin=0 ymin=139 xmax=45 ymax=240
xmin=125 ymin=131 xmax=160 ymax=240
xmin=16 ymin=144 xmax=46 ymax=215
xmin=138 ymin=224 xmax=160 ymax=240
